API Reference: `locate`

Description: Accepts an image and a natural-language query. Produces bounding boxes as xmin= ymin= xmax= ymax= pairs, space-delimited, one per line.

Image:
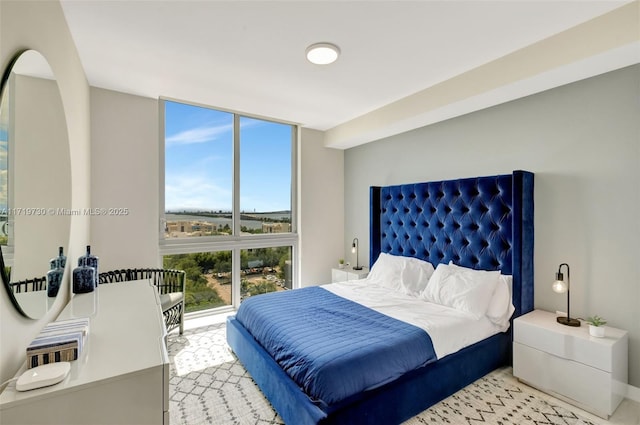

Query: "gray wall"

xmin=345 ymin=64 xmax=640 ymax=387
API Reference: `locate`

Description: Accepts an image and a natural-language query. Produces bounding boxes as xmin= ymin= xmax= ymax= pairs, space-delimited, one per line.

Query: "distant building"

xmin=262 ymin=222 xmax=291 ymax=233
xmin=165 ymin=220 xmax=217 ymax=238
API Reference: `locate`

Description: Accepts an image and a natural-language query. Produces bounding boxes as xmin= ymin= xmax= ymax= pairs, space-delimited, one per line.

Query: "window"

xmin=164 ymin=251 xmax=232 ymax=312
xmin=161 ymin=99 xmax=297 ymax=313
xmin=240 ymin=246 xmax=292 ymax=301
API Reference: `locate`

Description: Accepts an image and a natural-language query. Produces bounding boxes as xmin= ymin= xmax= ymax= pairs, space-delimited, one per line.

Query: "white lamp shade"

xmin=552 ymin=279 xmax=568 ymax=293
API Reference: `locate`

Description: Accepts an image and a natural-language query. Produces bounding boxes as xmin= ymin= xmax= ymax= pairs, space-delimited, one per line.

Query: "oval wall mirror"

xmin=0 ymin=49 xmax=72 ymax=319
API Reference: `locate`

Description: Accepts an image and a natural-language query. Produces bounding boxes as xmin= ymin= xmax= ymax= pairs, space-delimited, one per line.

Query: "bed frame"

xmin=227 ymin=170 xmax=534 ymax=424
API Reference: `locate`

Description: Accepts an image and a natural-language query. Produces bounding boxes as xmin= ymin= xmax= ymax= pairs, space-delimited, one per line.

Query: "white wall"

xmin=90 ymin=87 xmax=160 ymax=271
xmin=344 ymin=65 xmax=640 ymax=387
xmin=0 ymin=0 xmax=90 ymax=383
xmin=299 ymin=128 xmax=344 ymax=286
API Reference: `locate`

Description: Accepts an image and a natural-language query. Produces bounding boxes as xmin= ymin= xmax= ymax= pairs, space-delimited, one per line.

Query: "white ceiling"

xmin=60 ymin=0 xmax=638 ymax=148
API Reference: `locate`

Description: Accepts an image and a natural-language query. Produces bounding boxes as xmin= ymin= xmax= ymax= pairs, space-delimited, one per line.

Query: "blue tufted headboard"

xmin=370 ymin=170 xmax=534 ymax=319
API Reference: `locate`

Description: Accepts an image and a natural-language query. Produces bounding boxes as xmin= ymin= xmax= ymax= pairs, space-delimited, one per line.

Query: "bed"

xmin=227 ymin=170 xmax=534 ymax=425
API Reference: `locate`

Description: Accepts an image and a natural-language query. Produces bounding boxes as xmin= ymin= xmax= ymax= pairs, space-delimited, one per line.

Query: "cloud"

xmin=165 ymin=122 xmax=232 ymax=146
xmin=165 ymin=174 xmax=232 ymax=211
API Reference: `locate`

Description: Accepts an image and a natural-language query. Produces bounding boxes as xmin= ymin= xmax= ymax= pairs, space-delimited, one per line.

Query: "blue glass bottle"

xmin=47 ymin=247 xmax=66 ymax=297
xmin=77 ymin=245 xmax=99 ymax=288
xmin=49 ymin=246 xmax=67 ymax=270
xmin=73 ymin=257 xmax=96 ymax=294
xmin=47 ymin=266 xmax=63 ymax=297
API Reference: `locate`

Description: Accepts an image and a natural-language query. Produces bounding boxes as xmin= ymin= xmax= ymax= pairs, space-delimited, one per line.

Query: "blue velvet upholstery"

xmin=370 ymin=170 xmax=534 ymax=317
xmin=228 ymin=170 xmax=534 ymax=425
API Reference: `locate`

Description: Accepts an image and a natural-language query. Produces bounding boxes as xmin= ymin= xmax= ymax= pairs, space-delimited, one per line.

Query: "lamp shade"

xmin=552 ymin=279 xmax=568 ymax=293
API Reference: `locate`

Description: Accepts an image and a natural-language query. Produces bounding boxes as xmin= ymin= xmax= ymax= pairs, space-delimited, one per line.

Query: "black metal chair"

xmin=99 ymin=268 xmax=186 ymax=335
xmin=98 ymin=269 xmax=130 ymax=284
xmin=10 ymin=276 xmax=47 ymax=293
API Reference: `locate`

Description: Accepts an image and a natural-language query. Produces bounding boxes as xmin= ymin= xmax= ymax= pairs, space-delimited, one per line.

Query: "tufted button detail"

xmin=376 ymin=174 xmax=514 ymax=276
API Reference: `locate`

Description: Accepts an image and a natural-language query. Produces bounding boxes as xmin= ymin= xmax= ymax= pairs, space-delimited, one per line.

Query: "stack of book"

xmin=26 ymin=318 xmax=90 ymax=368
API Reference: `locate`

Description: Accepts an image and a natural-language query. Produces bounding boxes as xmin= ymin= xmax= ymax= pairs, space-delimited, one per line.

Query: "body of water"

xmin=165 ymin=212 xmax=290 ymax=230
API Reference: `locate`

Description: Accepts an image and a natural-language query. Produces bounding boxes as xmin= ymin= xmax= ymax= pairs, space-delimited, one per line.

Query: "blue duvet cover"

xmin=235 ymin=286 xmax=436 ymax=406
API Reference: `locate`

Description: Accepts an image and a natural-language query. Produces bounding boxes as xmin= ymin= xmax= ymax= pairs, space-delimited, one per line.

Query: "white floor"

xmin=176 ymin=313 xmax=640 ymax=425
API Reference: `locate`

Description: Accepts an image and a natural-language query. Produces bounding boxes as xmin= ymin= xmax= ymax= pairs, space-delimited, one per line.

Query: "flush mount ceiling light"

xmin=305 ymin=42 xmax=340 ymax=65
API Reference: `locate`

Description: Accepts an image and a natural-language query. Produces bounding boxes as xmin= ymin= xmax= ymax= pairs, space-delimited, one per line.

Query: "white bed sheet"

xmin=322 ymin=279 xmax=508 ymax=359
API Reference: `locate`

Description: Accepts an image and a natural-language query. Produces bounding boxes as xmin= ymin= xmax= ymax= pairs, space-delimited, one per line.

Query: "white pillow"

xmin=367 ymin=252 xmax=403 ymax=291
xmin=398 ymin=256 xmax=435 ymax=296
xmin=486 ymin=275 xmax=515 ymax=328
xmin=367 ymin=252 xmax=434 ymax=296
xmin=421 ymin=262 xmax=500 ymax=319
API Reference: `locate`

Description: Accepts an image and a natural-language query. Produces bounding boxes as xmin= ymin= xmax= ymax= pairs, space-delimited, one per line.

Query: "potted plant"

xmin=586 ymin=315 xmax=607 ymax=337
xmin=338 ymin=259 xmax=345 ymax=269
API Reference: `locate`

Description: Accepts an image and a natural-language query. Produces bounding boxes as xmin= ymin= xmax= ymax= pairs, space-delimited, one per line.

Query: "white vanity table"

xmin=0 ymin=280 xmax=170 ymax=424
xmin=12 ymin=291 xmax=57 ymax=320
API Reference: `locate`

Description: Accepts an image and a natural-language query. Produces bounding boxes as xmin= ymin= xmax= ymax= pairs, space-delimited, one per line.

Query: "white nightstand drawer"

xmin=331 ymin=268 xmax=368 ymax=283
xmin=513 ymin=310 xmax=628 ymax=419
xmin=514 ymin=311 xmax=624 ymax=372
xmin=514 ymin=342 xmax=612 ymax=415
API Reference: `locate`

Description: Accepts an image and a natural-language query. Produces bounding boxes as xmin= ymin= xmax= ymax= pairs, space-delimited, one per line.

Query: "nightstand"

xmin=331 ymin=267 xmax=368 ymax=283
xmin=513 ymin=309 xmax=628 ymax=419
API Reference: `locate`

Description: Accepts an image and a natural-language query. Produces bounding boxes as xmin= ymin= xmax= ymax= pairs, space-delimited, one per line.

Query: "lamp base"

xmin=557 ymin=316 xmax=581 ymax=327
xmin=352 ymin=266 xmax=363 ymax=270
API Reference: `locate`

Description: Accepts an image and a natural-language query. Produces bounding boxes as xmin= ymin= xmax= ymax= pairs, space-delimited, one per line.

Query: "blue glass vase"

xmin=49 ymin=246 xmax=67 ymax=270
xmin=47 ymin=247 xmax=66 ymax=297
xmin=73 ymin=257 xmax=96 ymax=294
xmin=78 ymin=245 xmax=99 ymax=288
xmin=47 ymin=266 xmax=63 ymax=297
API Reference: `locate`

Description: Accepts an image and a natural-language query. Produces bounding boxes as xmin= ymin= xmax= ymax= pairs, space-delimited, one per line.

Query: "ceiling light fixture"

xmin=305 ymin=42 xmax=340 ymax=65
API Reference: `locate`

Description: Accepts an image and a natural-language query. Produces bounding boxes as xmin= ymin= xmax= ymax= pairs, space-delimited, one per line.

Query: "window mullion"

xmin=232 ymin=248 xmax=242 ymax=309
xmin=232 ymin=114 xmax=241 ymax=236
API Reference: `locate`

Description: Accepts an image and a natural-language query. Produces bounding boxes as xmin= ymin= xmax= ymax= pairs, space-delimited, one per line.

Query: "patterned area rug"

xmin=168 ymin=322 xmax=601 ymax=425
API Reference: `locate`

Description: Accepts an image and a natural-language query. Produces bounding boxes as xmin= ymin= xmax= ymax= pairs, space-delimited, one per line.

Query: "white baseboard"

xmin=627 ymin=384 xmax=640 ymax=403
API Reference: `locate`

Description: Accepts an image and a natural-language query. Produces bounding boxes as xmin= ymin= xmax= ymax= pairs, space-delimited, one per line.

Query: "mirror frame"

xmin=0 ymin=50 xmax=25 ymax=317
xmin=0 ymin=245 xmax=28 ymax=317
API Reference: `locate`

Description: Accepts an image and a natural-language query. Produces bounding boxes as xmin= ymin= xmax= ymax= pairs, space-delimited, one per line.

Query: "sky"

xmin=164 ymin=100 xmax=292 ymax=213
